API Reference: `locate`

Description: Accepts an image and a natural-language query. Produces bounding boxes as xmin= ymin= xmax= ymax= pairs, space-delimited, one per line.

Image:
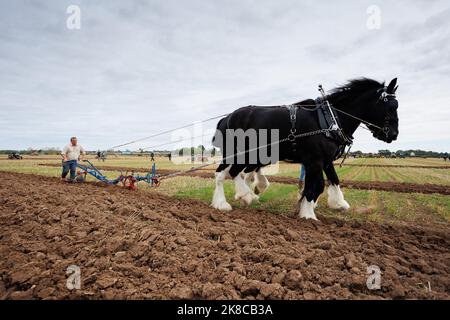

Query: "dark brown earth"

xmin=0 ymin=171 xmax=449 ymax=300
xmin=0 ymin=157 xmax=51 ymax=161
xmin=338 ymin=180 xmax=450 ymax=195
xmin=338 ymin=164 xmax=450 ymax=169
xmin=38 ymin=163 xmax=450 ymax=195
xmin=264 ymin=177 xmax=450 ymax=196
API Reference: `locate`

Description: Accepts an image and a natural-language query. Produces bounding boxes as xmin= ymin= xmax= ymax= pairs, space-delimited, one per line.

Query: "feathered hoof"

xmin=211 ymin=200 xmax=232 ymax=211
xmin=328 ymin=200 xmax=350 ymax=211
xmin=235 ymin=192 xmax=259 ymax=206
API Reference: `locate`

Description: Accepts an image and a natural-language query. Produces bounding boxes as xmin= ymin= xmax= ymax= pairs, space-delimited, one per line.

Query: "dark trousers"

xmin=62 ymin=160 xmax=77 ymax=180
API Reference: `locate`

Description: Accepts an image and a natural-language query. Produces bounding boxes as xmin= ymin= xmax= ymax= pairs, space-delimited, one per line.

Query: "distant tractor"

xmin=8 ymin=152 xmax=23 ymax=160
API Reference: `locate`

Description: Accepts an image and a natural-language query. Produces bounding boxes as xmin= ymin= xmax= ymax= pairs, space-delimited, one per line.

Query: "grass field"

xmin=0 ymin=155 xmax=449 ymax=225
xmin=343 ymin=157 xmax=450 ymax=166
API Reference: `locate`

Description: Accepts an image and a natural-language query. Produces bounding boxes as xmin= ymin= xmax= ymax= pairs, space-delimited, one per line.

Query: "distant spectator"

xmin=299 ymin=164 xmax=305 ymax=189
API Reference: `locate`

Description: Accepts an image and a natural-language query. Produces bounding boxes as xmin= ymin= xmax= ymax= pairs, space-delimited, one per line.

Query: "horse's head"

xmin=366 ymin=78 xmax=399 ymax=143
xmin=351 ymin=78 xmax=398 ymax=143
xmin=325 ymin=77 xmax=400 ymax=143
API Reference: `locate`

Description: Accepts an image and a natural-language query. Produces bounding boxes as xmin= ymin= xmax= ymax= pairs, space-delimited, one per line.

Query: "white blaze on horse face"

xmin=299 ymin=198 xmax=318 ymax=220
xmin=211 ymin=168 xmax=232 ymax=211
xmin=234 ymin=173 xmax=259 ymax=206
xmin=327 ymin=184 xmax=350 ymax=210
xmin=254 ymin=170 xmax=270 ymax=194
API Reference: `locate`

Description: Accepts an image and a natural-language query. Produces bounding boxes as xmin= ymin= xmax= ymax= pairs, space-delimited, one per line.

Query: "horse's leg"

xmin=230 ymin=164 xmax=259 ymax=206
xmin=253 ymin=167 xmax=270 ymax=195
xmin=297 ymin=186 xmax=319 ymax=208
xmin=323 ymin=163 xmax=350 ymax=210
xmin=243 ymin=165 xmax=258 ymax=190
xmin=211 ymin=163 xmax=232 ymax=211
xmin=299 ymin=162 xmax=324 ymax=220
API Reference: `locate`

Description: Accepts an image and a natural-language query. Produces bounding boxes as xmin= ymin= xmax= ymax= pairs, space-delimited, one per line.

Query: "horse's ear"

xmin=386 ymin=78 xmax=397 ymax=94
xmin=394 ymin=85 xmax=399 ymax=93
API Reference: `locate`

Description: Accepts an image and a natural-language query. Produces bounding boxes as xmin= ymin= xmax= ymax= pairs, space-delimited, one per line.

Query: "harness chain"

xmin=162 ymin=101 xmax=357 ymax=179
xmin=158 ymin=126 xmax=346 ymax=181
xmin=112 ymin=86 xmax=395 ymax=180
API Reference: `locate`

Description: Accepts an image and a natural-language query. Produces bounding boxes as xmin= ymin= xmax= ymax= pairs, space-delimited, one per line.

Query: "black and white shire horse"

xmin=211 ymin=78 xmax=399 ymax=220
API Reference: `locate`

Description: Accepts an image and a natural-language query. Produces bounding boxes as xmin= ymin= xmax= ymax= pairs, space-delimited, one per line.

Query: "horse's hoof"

xmin=300 ymin=215 xmax=319 ymax=221
xmin=300 ymin=214 xmax=318 ymax=221
xmin=211 ymin=201 xmax=232 ymax=211
xmin=329 ymin=201 xmax=350 ymax=210
xmin=236 ymin=192 xmax=258 ymax=206
xmin=340 ymin=200 xmax=350 ymax=210
xmin=255 ymin=181 xmax=270 ymax=194
xmin=328 ymin=200 xmax=350 ymax=210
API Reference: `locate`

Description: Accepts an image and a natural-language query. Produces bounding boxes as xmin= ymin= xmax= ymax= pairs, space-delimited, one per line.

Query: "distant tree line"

xmin=350 ymin=149 xmax=449 ymax=158
xmin=1 ymin=147 xmax=447 ymax=159
xmin=0 ymin=147 xmax=61 ymax=155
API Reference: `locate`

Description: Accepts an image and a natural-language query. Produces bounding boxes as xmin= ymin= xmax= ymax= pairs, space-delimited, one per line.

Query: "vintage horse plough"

xmin=69 ymin=112 xmax=230 ymax=190
xmin=74 ymin=159 xmax=159 ymax=190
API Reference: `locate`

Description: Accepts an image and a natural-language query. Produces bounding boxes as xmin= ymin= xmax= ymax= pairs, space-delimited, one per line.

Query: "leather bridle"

xmin=373 ymin=89 xmax=398 ymax=139
xmin=331 ymin=87 xmax=397 ymax=140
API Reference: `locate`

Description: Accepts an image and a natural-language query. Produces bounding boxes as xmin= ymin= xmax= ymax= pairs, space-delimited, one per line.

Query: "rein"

xmin=330 ymin=107 xmax=383 ymax=131
xmin=293 ymin=87 xmax=395 ymax=140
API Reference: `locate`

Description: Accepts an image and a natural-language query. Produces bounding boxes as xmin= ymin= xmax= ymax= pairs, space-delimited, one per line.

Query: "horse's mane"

xmin=294 ymin=78 xmax=385 ymax=106
xmin=329 ymin=78 xmax=384 ymax=97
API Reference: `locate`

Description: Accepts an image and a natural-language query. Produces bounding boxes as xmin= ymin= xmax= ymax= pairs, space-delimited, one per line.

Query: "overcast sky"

xmin=0 ymin=0 xmax=449 ymax=152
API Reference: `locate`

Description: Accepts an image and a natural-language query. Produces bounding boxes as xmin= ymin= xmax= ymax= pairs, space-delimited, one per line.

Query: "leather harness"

xmin=285 ymin=98 xmax=353 ymax=161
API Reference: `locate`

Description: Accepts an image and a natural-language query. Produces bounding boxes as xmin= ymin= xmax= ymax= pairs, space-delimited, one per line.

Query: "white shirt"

xmin=62 ymin=144 xmax=85 ymax=161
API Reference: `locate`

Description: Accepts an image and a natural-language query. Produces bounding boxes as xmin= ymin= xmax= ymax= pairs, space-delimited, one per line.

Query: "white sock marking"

xmin=327 ymin=184 xmax=350 ymax=210
xmin=254 ymin=170 xmax=270 ymax=194
xmin=211 ymin=167 xmax=232 ymax=211
xmin=299 ymin=197 xmax=318 ymax=220
xmin=234 ymin=173 xmax=258 ymax=205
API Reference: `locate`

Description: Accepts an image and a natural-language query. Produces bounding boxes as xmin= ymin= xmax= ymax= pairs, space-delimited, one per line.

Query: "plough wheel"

xmin=75 ymin=171 xmax=87 ymax=182
xmin=122 ymin=176 xmax=138 ymax=190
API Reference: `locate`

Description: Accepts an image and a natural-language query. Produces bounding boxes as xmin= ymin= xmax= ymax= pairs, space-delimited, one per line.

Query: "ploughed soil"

xmin=38 ymin=163 xmax=450 ymax=195
xmin=338 ymin=164 xmax=450 ymax=169
xmin=0 ymin=171 xmax=449 ymax=300
xmin=0 ymin=157 xmax=48 ymax=161
xmin=264 ymin=177 xmax=450 ymax=196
